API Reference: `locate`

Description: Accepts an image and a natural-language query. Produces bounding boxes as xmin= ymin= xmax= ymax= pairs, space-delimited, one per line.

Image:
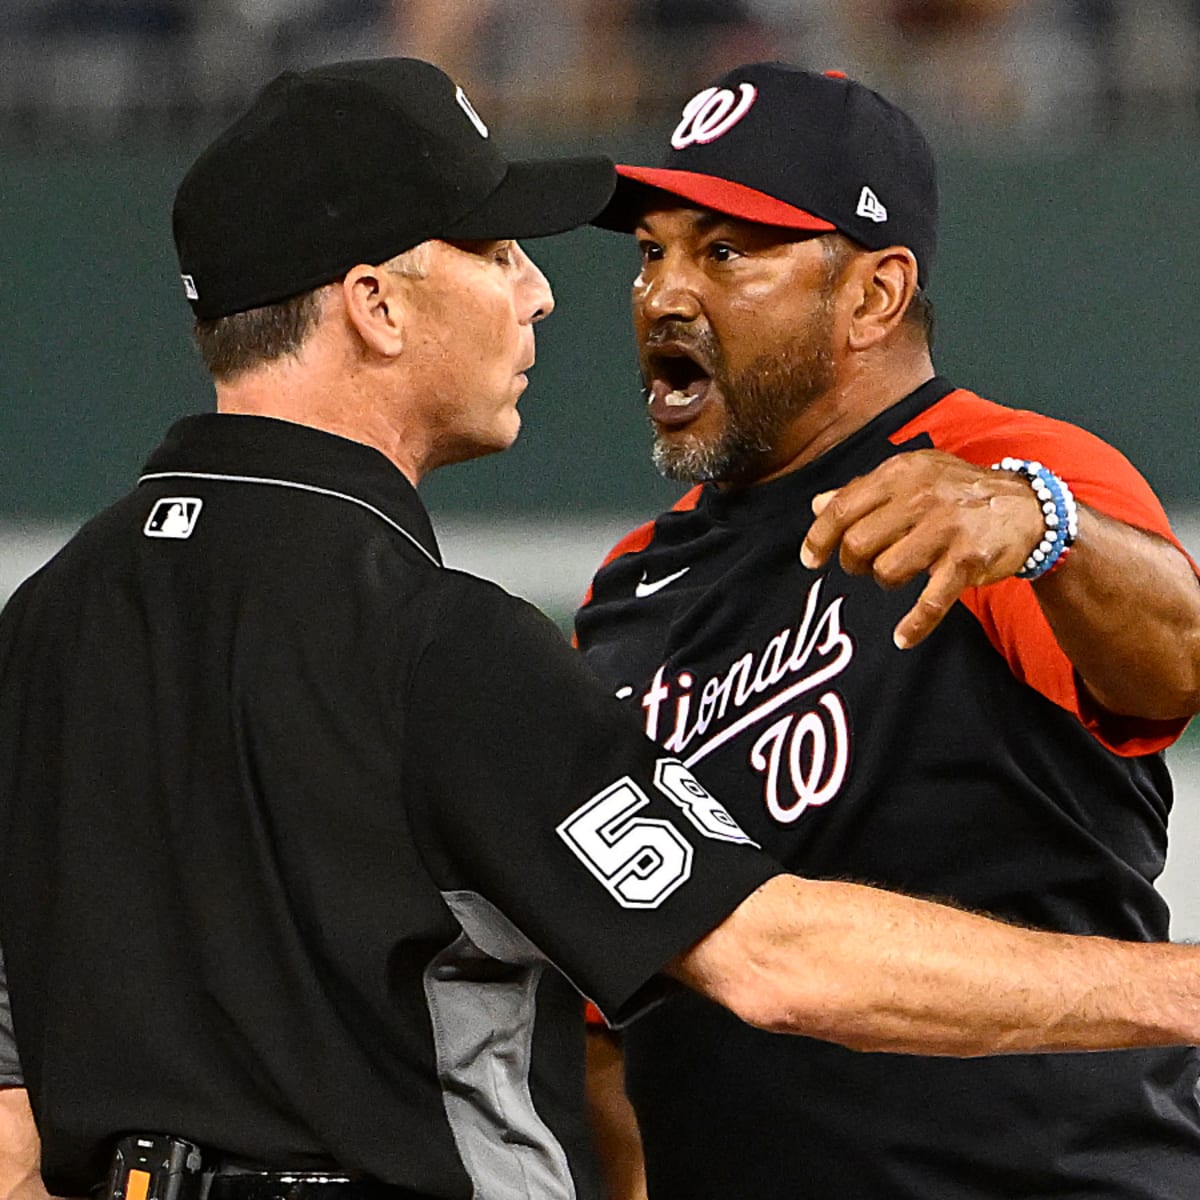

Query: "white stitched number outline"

xmin=671 ymin=84 xmax=758 ymax=149
xmin=558 ymin=779 xmax=692 ymax=909
xmin=557 ymin=758 xmax=758 ymax=909
xmin=654 ymin=759 xmax=759 ymax=847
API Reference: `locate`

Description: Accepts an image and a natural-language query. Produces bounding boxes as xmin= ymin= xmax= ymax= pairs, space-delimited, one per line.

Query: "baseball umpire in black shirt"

xmin=3 ymin=56 xmax=1200 ymax=1200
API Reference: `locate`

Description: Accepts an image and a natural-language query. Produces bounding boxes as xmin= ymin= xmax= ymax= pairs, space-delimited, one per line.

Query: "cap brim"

xmin=442 ymin=155 xmax=617 ymax=241
xmin=593 ymin=166 xmax=838 ymax=234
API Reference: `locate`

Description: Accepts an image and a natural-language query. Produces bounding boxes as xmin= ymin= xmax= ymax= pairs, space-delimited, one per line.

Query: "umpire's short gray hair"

xmin=193 ymin=241 xmax=435 ymax=380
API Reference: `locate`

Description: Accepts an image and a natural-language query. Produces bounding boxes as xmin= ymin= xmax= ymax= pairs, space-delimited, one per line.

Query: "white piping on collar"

xmin=138 ymin=470 xmax=441 ymax=568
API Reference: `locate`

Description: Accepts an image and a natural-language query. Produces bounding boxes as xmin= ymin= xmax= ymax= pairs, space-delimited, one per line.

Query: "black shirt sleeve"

xmin=405 ymin=573 xmax=782 ymax=1025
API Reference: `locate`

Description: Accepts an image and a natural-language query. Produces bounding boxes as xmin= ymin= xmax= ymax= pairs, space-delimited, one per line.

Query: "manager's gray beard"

xmin=649 ymin=307 xmax=837 ymax=487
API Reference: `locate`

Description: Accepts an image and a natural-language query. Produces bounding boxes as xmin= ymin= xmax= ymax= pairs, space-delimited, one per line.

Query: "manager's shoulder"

xmin=899 ymin=385 xmax=1122 ymax=465
xmin=593 ymin=487 xmax=707 ymax=574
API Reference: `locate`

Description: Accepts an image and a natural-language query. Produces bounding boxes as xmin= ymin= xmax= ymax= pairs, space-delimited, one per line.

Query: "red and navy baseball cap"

xmin=594 ymin=62 xmax=939 ymax=284
xmin=173 ymin=58 xmax=617 ymax=320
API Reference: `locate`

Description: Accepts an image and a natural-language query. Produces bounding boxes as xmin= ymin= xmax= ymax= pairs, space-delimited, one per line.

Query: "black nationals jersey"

xmin=575 ymin=378 xmax=1200 ymax=1199
xmin=0 ymin=414 xmax=780 ymax=1200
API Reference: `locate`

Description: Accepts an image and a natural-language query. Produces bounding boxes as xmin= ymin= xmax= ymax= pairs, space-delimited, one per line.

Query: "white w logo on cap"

xmin=671 ymin=84 xmax=758 ymax=149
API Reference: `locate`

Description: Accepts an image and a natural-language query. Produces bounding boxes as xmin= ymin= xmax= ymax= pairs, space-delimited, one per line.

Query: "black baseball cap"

xmin=594 ymin=63 xmax=938 ymax=284
xmin=173 ymin=57 xmax=618 ymax=320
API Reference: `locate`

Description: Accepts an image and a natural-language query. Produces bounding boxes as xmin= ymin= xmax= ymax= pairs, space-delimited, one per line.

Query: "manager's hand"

xmin=799 ymin=449 xmax=1042 ymax=649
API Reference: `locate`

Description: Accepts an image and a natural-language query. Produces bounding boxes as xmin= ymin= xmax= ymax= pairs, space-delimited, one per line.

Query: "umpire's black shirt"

xmin=0 ymin=414 xmax=777 ymax=1199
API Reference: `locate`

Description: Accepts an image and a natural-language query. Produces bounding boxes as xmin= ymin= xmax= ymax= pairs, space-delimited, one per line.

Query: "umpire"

xmin=5 ymin=55 xmax=1200 ymax=1200
xmin=0 ymin=58 xmax=750 ymax=1200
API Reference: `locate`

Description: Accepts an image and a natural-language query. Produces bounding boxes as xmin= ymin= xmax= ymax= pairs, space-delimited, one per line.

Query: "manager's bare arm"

xmin=672 ymin=874 xmax=1197 ymax=1056
xmin=1032 ymin=506 xmax=1200 ymax=720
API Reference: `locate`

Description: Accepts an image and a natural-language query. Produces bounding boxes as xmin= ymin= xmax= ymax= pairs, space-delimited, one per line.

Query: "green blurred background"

xmin=3 ymin=135 xmax=1198 ymax=523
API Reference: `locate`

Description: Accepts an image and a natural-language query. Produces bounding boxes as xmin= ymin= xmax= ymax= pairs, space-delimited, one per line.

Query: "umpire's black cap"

xmin=594 ymin=62 xmax=939 ymax=285
xmin=173 ymin=58 xmax=617 ymax=320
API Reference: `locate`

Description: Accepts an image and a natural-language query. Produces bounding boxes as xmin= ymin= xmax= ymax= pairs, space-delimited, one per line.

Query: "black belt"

xmin=99 ymin=1134 xmax=433 ymax=1200
xmin=207 ymin=1175 xmax=431 ymax=1200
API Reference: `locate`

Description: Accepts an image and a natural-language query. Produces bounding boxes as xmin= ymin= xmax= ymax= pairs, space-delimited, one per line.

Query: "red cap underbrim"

xmin=612 ymin=165 xmax=837 ymax=232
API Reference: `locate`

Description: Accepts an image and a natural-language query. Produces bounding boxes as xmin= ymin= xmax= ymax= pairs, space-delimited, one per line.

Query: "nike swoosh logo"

xmin=635 ymin=566 xmax=691 ymax=598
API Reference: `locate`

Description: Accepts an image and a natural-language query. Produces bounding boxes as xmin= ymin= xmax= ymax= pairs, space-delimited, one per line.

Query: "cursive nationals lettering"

xmin=631 ymin=578 xmax=854 ymax=823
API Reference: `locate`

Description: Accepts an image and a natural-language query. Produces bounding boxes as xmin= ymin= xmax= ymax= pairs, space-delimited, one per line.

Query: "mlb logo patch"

xmin=144 ymin=497 xmax=203 ymax=539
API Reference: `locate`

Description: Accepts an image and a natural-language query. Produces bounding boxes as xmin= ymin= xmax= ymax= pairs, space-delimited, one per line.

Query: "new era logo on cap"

xmin=856 ymin=186 xmax=888 ymax=223
xmin=181 ymin=274 xmax=199 ymax=301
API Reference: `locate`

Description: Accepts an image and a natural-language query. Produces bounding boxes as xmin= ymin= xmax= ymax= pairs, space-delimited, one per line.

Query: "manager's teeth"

xmin=664 ymin=389 xmax=693 ymax=407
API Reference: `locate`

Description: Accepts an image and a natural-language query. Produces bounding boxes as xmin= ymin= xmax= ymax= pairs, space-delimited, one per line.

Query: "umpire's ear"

xmin=341 ymin=262 xmax=407 ymax=358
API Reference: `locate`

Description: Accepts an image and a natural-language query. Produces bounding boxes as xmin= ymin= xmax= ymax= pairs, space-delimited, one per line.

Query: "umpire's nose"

xmin=516 ymin=243 xmax=555 ymax=324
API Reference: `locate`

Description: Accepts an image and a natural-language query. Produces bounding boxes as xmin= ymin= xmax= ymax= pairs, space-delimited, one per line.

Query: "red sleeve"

xmin=891 ymin=389 xmax=1195 ymax=756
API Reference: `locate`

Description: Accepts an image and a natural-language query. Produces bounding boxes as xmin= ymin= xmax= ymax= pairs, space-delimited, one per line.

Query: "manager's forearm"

xmin=674 ymin=875 xmax=1198 ymax=1056
xmin=1036 ymin=506 xmax=1200 ymax=720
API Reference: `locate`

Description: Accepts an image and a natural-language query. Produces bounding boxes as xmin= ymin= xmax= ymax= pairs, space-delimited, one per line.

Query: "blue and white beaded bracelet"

xmin=990 ymin=457 xmax=1079 ymax=581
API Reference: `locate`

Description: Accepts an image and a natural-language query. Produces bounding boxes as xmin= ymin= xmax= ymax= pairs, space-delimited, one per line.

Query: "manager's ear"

xmin=341 ymin=263 xmax=407 ymax=358
xmin=846 ymin=246 xmax=919 ymax=353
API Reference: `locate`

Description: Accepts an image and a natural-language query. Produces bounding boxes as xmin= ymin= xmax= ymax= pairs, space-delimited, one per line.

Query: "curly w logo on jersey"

xmin=636 ymin=577 xmax=854 ymax=823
